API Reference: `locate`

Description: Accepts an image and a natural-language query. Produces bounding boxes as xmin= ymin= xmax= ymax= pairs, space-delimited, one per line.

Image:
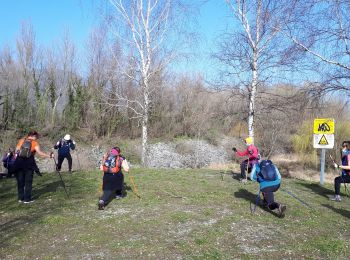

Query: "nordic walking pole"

xmin=246 ymin=157 xmax=250 ymax=182
xmin=280 ymin=188 xmax=313 ymax=209
xmin=52 ymin=153 xmax=69 ymax=198
xmin=128 ymin=170 xmax=141 ymax=198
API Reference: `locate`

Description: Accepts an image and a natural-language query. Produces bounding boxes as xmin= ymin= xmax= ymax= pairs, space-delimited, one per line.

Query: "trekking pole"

xmin=246 ymin=157 xmax=250 ymax=182
xmin=128 ymin=170 xmax=141 ymax=198
xmin=250 ymin=189 xmax=261 ymax=214
xmin=280 ymin=188 xmax=312 ymax=209
xmin=52 ymin=154 xmax=69 ymax=198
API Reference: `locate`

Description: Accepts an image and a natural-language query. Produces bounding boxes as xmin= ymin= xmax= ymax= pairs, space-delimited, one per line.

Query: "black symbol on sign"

xmin=318 ymin=135 xmax=328 ymax=145
xmin=318 ymin=123 xmax=330 ymax=132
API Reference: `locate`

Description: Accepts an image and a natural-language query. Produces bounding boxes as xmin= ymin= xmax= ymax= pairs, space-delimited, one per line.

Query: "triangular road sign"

xmin=318 ymin=135 xmax=329 ymax=145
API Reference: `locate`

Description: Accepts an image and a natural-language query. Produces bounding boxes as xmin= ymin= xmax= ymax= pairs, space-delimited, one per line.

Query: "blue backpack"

xmin=258 ymin=160 xmax=278 ymax=182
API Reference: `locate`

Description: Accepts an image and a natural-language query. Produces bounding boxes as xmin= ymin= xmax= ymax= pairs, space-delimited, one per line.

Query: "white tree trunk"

xmin=248 ymin=54 xmax=258 ymax=141
xmin=141 ymin=81 xmax=150 ymax=166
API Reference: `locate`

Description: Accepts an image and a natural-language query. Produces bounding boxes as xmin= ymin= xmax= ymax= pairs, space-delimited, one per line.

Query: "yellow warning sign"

xmin=318 ymin=135 xmax=329 ymax=145
xmin=313 ymin=118 xmax=334 ymax=134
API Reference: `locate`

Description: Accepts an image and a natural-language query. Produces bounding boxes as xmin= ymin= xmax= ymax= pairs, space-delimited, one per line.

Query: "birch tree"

xmin=106 ymin=0 xmax=177 ymax=166
xmin=215 ymin=0 xmax=297 ymax=141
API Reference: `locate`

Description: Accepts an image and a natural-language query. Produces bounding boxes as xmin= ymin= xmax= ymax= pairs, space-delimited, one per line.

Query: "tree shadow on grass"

xmin=233 ymin=188 xmax=281 ymax=218
xmin=298 ymin=182 xmax=334 ymax=199
xmin=33 ymin=180 xmax=64 ymax=199
xmin=230 ymin=171 xmax=241 ymax=181
xmin=321 ymin=204 xmax=350 ymax=219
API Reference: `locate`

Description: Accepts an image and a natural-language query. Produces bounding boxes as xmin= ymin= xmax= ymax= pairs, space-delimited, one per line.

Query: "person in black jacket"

xmin=53 ymin=134 xmax=76 ymax=173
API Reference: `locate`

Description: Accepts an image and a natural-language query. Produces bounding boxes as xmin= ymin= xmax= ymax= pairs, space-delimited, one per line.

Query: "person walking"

xmin=98 ymin=147 xmax=130 ymax=210
xmin=232 ymin=136 xmax=259 ymax=182
xmin=330 ymin=140 xmax=350 ymax=202
xmin=53 ymin=134 xmax=76 ymax=173
xmin=250 ymin=159 xmax=287 ymax=217
xmin=2 ymin=148 xmax=16 ymax=178
xmin=14 ymin=131 xmax=52 ymax=203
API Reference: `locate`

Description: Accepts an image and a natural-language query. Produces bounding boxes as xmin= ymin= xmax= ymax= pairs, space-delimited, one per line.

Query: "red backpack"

xmin=102 ymin=154 xmax=122 ymax=173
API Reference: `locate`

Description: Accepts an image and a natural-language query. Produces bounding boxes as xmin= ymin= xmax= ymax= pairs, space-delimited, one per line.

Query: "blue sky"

xmin=0 ymin=0 xmax=231 ymax=77
xmin=0 ymin=0 xmax=98 ymax=49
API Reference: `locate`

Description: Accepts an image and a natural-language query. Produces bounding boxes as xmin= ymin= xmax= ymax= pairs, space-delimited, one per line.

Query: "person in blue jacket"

xmin=331 ymin=140 xmax=350 ymax=202
xmin=250 ymin=159 xmax=286 ymax=217
xmin=53 ymin=134 xmax=76 ymax=173
xmin=2 ymin=148 xmax=16 ymax=178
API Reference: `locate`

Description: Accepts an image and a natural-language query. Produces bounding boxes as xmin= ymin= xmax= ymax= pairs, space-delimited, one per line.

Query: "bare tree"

xmin=56 ymin=31 xmax=78 ymax=125
xmin=106 ymin=0 xmax=179 ymax=166
xmin=214 ymin=0 xmax=298 ymax=141
xmin=282 ymin=0 xmax=350 ymax=96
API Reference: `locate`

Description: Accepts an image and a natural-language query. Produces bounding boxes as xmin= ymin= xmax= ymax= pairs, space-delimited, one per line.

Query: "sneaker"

xmin=330 ymin=195 xmax=342 ymax=202
xmin=115 ymin=195 xmax=123 ymax=200
xmin=240 ymin=178 xmax=248 ymax=183
xmin=278 ymin=204 xmax=287 ymax=217
xmin=23 ymin=200 xmax=35 ymax=204
xmin=98 ymin=200 xmax=105 ymax=210
xmin=18 ymin=200 xmax=24 ymax=203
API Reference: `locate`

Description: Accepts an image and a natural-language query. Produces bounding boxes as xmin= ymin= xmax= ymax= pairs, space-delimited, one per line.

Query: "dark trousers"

xmin=16 ymin=169 xmax=34 ymax=201
xmin=57 ymin=154 xmax=72 ymax=171
xmin=100 ymin=173 xmax=124 ymax=202
xmin=241 ymin=159 xmax=255 ymax=179
xmin=334 ymin=175 xmax=350 ymax=195
xmin=263 ymin=192 xmax=280 ymax=210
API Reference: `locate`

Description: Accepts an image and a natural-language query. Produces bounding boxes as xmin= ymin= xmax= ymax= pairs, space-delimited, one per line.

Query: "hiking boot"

xmin=278 ymin=204 xmax=287 ymax=217
xmin=330 ymin=195 xmax=342 ymax=202
xmin=24 ymin=200 xmax=35 ymax=204
xmin=98 ymin=200 xmax=105 ymax=210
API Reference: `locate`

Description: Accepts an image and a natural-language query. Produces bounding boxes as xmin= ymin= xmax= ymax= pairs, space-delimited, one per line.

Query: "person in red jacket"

xmin=232 ymin=136 xmax=259 ymax=182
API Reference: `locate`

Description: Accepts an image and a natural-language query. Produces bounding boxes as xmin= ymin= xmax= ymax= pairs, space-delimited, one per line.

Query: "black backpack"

xmin=259 ymin=160 xmax=278 ymax=181
xmin=18 ymin=139 xmax=33 ymax=158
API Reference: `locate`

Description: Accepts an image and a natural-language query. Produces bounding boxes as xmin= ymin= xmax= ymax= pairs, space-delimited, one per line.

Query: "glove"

xmin=35 ymin=170 xmax=42 ymax=176
xmin=334 ymin=163 xmax=339 ymax=169
xmin=232 ymin=147 xmax=237 ymax=152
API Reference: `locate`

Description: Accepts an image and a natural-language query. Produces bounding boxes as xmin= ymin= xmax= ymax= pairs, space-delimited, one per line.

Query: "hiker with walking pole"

xmin=232 ymin=136 xmax=259 ymax=183
xmin=53 ymin=134 xmax=76 ymax=173
xmin=330 ymin=140 xmax=350 ymax=202
xmin=13 ymin=131 xmax=52 ymax=203
xmin=250 ymin=159 xmax=287 ymax=217
xmin=52 ymin=154 xmax=70 ymax=198
xmin=98 ymin=147 xmax=130 ymax=210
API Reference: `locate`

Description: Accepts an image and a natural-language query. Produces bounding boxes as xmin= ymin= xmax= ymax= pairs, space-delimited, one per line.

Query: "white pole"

xmin=320 ymin=148 xmax=326 ymax=185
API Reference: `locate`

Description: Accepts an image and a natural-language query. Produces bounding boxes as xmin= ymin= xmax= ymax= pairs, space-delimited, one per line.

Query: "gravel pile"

xmin=147 ymin=140 xmax=231 ymax=169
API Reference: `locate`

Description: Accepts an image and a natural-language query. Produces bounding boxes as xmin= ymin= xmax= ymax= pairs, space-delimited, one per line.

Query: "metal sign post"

xmin=320 ymin=148 xmax=325 ymax=185
xmin=313 ymin=118 xmax=334 ymax=185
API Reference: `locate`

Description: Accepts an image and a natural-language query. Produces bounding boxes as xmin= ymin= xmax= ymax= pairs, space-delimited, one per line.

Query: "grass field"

xmin=0 ymin=168 xmax=349 ymax=259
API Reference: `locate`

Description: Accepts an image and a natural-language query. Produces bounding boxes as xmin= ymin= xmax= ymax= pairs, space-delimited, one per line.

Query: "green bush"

xmin=292 ymin=120 xmax=313 ymax=155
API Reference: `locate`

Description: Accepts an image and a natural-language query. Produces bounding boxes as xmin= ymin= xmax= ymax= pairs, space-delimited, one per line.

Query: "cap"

xmin=245 ymin=136 xmax=253 ymax=145
xmin=110 ymin=147 xmax=121 ymax=156
xmin=64 ymin=134 xmax=71 ymax=141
